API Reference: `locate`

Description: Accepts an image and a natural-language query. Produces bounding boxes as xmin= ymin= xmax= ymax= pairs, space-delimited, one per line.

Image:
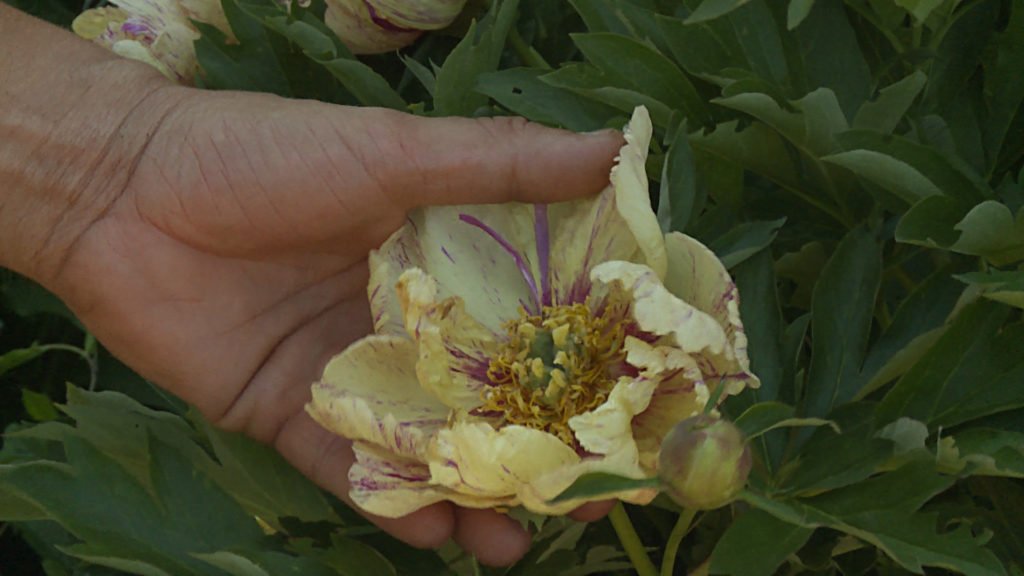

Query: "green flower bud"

xmin=657 ymin=415 xmax=751 ymax=510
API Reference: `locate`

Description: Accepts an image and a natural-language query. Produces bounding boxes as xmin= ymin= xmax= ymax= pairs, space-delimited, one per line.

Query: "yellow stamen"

xmin=481 ymin=294 xmax=631 ymax=448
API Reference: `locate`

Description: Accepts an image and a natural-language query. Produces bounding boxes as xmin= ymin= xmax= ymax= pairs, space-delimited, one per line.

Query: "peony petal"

xmin=348 ymin=442 xmax=445 ymax=517
xmin=307 ymin=335 xmax=448 ymax=459
xmin=663 ymin=233 xmax=759 ymax=396
xmin=179 ymin=0 xmax=231 ymax=35
xmin=611 ymin=107 xmax=667 ymax=279
xmin=548 ymin=107 xmax=666 ymax=304
xmin=397 ymin=268 xmax=498 ymax=412
xmin=372 ymin=204 xmax=539 ymax=331
xmin=324 ymin=0 xmax=422 ymax=55
xmin=350 ymin=442 xmax=495 ymax=517
xmin=428 ymin=422 xmax=579 ymax=502
xmin=368 ymin=0 xmax=467 ymax=30
xmin=569 ymin=376 xmax=656 ymax=462
xmin=519 ymin=456 xmax=659 ymax=515
xmin=591 ymin=260 xmax=729 ymax=357
xmin=619 ymin=337 xmax=709 ymax=469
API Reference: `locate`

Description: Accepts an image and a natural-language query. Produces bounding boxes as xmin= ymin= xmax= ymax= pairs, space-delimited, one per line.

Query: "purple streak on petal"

xmin=441 ymin=246 xmax=455 ymax=263
xmin=534 ymin=204 xmax=552 ymax=306
xmin=363 ymin=1 xmax=420 ymax=32
xmin=459 ymin=213 xmax=540 ymax=313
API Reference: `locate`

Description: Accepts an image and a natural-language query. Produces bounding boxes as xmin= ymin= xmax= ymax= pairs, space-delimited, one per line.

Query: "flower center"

xmin=480 ymin=299 xmax=629 ymax=447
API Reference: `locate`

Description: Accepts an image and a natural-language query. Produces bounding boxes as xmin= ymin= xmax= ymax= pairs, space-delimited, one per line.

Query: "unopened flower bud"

xmin=325 ymin=0 xmax=467 ymax=54
xmin=657 ymin=415 xmax=751 ymax=510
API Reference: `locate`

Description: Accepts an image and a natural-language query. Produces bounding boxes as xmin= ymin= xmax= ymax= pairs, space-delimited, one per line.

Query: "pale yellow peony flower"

xmin=307 ymin=107 xmax=759 ymax=517
xmin=324 ymin=0 xmax=467 ymax=54
xmin=72 ymin=0 xmax=204 ymax=83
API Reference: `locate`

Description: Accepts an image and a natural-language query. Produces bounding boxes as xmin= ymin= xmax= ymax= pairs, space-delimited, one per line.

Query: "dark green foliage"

xmin=4 ymin=0 xmax=1024 ymax=574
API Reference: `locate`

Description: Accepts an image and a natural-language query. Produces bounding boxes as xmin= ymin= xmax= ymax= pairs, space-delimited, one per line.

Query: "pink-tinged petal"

xmin=368 ymin=0 xmax=467 ymax=30
xmin=372 ymin=204 xmax=538 ymax=332
xmin=324 ymin=0 xmax=422 ymax=54
xmin=397 ymin=268 xmax=498 ymax=412
xmin=663 ymin=233 xmax=760 ymax=396
xmin=350 ymin=442 xmax=495 ymax=518
xmin=548 ymin=107 xmax=666 ymax=304
xmin=307 ymin=336 xmax=448 ymax=459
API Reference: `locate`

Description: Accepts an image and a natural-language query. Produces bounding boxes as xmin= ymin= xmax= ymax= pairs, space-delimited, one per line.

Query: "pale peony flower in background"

xmin=307 ymin=107 xmax=759 ymax=518
xmin=72 ymin=0 xmax=208 ymax=83
xmin=324 ymin=0 xmax=467 ymax=54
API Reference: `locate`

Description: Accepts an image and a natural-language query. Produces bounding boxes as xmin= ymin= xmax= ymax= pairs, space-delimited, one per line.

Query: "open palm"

xmin=50 ymin=87 xmax=622 ymax=565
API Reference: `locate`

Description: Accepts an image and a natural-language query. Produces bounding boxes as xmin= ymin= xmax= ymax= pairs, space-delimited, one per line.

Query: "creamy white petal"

xmin=397 ymin=268 xmax=498 ymax=412
xmin=307 ymin=336 xmax=448 ymax=459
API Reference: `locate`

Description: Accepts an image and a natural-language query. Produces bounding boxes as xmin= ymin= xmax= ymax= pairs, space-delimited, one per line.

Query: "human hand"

xmin=41 ymin=86 xmax=621 ymax=565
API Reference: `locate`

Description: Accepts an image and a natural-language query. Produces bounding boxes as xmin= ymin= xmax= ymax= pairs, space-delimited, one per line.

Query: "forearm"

xmin=0 ymin=5 xmax=179 ymax=285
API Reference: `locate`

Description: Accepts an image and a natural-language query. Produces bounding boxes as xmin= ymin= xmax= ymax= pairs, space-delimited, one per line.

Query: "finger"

xmin=274 ymin=409 xmax=455 ymax=550
xmin=452 ymin=506 xmax=532 ymax=567
xmin=568 ymin=499 xmax=615 ymax=523
xmin=359 ymin=110 xmax=624 ymax=209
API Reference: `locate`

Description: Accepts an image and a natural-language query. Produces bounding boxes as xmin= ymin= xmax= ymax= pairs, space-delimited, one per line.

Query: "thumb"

xmin=358 ymin=109 xmax=624 ymax=209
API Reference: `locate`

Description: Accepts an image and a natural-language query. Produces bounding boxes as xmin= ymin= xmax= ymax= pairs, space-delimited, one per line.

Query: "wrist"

xmin=0 ymin=5 xmax=188 ymax=286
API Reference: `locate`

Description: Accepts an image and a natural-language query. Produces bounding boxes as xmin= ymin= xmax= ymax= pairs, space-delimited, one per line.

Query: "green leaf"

xmin=709 ymin=507 xmax=814 ymax=576
xmin=956 ymin=270 xmax=1024 ymax=310
xmin=0 ymin=434 xmax=265 ymax=574
xmin=714 ymin=88 xmax=848 ymax=156
xmin=727 ymin=1 xmax=789 ymax=86
xmin=540 ymin=64 xmax=673 ymax=127
xmin=876 ymin=299 xmax=1024 ymax=429
xmin=689 ymin=121 xmax=804 ymax=208
xmin=832 ymin=130 xmax=992 ymax=204
xmin=939 ymin=428 xmax=1024 ymax=479
xmin=855 ymin=271 xmax=963 ymax=398
xmin=194 ymin=416 xmax=339 ymax=528
xmin=983 ymin=0 xmax=1024 ymax=173
xmin=656 ymin=13 xmax=746 ymax=82
xmin=476 ymin=68 xmax=619 ymax=131
xmin=894 ymin=0 xmax=945 ymax=22
xmin=434 ymin=0 xmax=520 ymax=116
xmin=194 ymin=549 xmax=336 ymax=576
xmin=193 ymin=0 xmax=293 ymax=96
xmin=852 ymin=70 xmax=927 ymax=134
xmin=792 ymin=0 xmax=872 ymax=118
xmin=708 ymin=218 xmax=786 ymax=269
xmin=548 ymin=473 xmax=661 ymax=503
xmin=657 ymin=120 xmax=702 ymax=233
xmin=822 ymin=150 xmax=941 ymax=205
xmin=747 ymin=464 xmax=1007 ymax=576
xmin=22 ymin=388 xmax=59 ymax=422
xmin=734 ymin=401 xmax=837 ymax=440
xmin=249 ymin=9 xmax=405 ymax=109
xmin=780 ymin=422 xmax=893 ymax=494
xmin=801 ymin=227 xmax=882 ymax=420
xmin=571 ymin=32 xmax=711 ymax=126
xmin=0 ymin=344 xmax=46 ymax=377
xmin=786 ymin=0 xmax=815 ymax=29
xmin=897 ymin=198 xmax=1024 ymax=265
xmin=686 ymin=0 xmax=754 ymax=24
xmin=289 ymin=534 xmax=398 ymax=576
xmin=922 ymin=0 xmax=999 ymax=112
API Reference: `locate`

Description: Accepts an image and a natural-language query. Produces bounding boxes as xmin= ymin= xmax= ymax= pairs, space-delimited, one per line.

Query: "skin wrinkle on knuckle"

xmin=46 ymin=84 xmax=191 ymax=288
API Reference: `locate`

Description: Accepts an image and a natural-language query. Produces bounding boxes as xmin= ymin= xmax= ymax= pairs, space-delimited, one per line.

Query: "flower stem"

xmin=661 ymin=508 xmax=698 ymax=576
xmin=609 ymin=502 xmax=658 ymax=576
